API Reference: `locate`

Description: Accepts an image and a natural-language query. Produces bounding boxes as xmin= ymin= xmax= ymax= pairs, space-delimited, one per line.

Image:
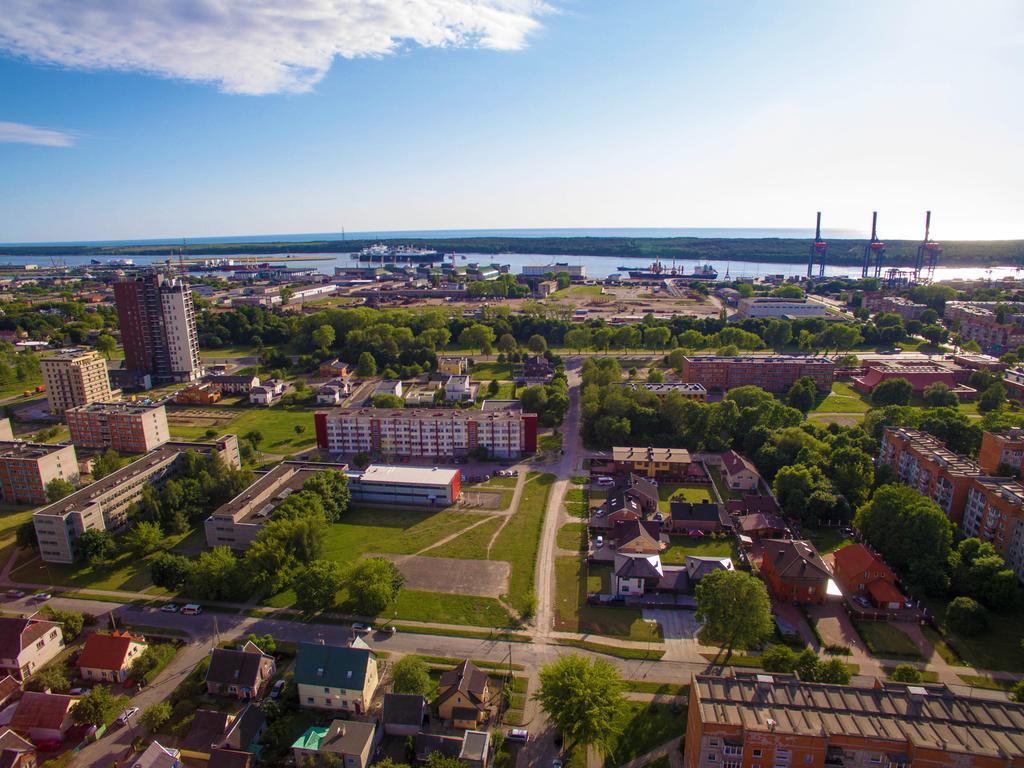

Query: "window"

xmin=869 ymin=757 xmax=882 ymax=765
xmin=707 ymin=757 xmax=716 ymax=763
xmin=306 ymin=697 xmax=313 ymax=704
xmin=753 ymin=750 xmax=763 ymax=758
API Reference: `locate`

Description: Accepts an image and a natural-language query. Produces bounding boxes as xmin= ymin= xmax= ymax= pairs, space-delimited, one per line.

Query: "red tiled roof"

xmin=10 ymin=692 xmax=75 ymax=731
xmin=832 ymin=543 xmax=883 ymax=577
xmin=78 ymin=631 xmax=143 ymax=672
xmin=721 ymin=450 xmax=758 ymax=477
xmin=867 ymin=579 xmax=904 ymax=605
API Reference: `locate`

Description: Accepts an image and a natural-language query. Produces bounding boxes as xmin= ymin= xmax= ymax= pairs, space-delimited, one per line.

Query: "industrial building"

xmin=521 ymin=263 xmax=586 ymax=279
xmin=851 ymin=361 xmax=976 ymax=399
xmin=33 ymin=436 xmax=239 ymax=563
xmin=684 ymin=674 xmax=1024 ymax=768
xmin=620 ymin=382 xmax=707 ymax=401
xmin=0 ymin=441 xmax=79 ymax=506
xmin=114 ymin=272 xmax=203 ymax=387
xmin=349 ymin=465 xmax=460 ymax=506
xmin=314 ymin=403 xmax=536 ymax=460
xmin=862 ymin=292 xmax=928 ymax=321
xmin=681 ymin=355 xmax=835 ymax=393
xmin=734 ymin=296 xmax=828 ymax=319
xmin=40 ymin=348 xmax=112 ymax=415
xmin=65 ymin=401 xmax=170 ymax=453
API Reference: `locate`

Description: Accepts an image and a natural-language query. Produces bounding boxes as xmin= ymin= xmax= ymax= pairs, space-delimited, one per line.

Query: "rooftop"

xmin=209 ymin=463 xmax=336 ymax=525
xmin=693 ymin=673 xmax=1024 ymax=758
xmin=40 ymin=347 xmax=99 ymax=361
xmin=321 ymin=403 xmax=523 ymax=419
xmin=353 ymin=464 xmax=459 ymax=487
xmin=612 ymin=446 xmax=691 ymax=464
xmin=66 ymin=401 xmax=165 ymax=416
xmin=0 ymin=441 xmax=71 ymax=461
xmin=884 ymin=428 xmax=983 ymax=477
xmin=683 ymin=355 xmax=834 ymax=364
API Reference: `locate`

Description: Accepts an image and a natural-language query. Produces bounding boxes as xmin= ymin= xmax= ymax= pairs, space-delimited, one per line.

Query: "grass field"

xmin=811 ymin=381 xmax=872 ymax=415
xmin=469 ymin=362 xmax=513 ymax=381
xmin=552 ymin=285 xmax=605 ymax=299
xmin=923 ymin=596 xmax=1024 ymax=673
xmin=167 ymin=405 xmax=316 ymax=453
xmin=539 ymin=433 xmax=563 ymax=452
xmin=806 ymin=528 xmax=855 ymax=555
xmin=882 ymin=667 xmax=939 ymax=683
xmin=657 ymin=483 xmax=716 ymax=513
xmin=493 ymin=473 xmax=554 ymax=615
xmin=660 ymin=536 xmax=734 ymax=565
xmin=422 ymin=516 xmax=506 ymax=560
xmin=320 ymin=508 xmax=488 ymax=565
xmin=557 ymin=523 xmax=586 ymax=551
xmin=853 ymin=620 xmax=922 ymax=659
xmin=200 ymin=345 xmax=259 ymax=359
xmin=956 ymin=674 xmax=1018 ymax=691
xmin=0 ymin=506 xmax=34 ymax=570
xmin=553 ymin=557 xmax=662 ymax=642
xmin=604 ymin=701 xmax=683 ymax=767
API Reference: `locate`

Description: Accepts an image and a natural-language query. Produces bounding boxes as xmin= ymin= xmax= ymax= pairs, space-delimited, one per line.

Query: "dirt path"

xmin=414 ymin=514 xmax=499 ymax=556
xmin=486 ymin=469 xmax=529 ymax=558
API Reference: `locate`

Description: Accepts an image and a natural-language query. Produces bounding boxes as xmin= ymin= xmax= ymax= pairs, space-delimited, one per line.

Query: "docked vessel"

xmin=357 ymin=243 xmax=442 ymax=263
xmin=622 ymin=261 xmax=718 ymax=280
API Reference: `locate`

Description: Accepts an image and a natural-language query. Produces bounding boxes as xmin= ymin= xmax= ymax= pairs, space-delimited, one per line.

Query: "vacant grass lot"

xmin=320 ymin=508 xmax=487 ymax=565
xmin=557 ymin=523 xmax=586 ymax=551
xmin=660 ymin=536 xmax=734 ymax=565
xmin=604 ymin=701 xmax=684 ymax=767
xmin=469 ymin=362 xmax=513 ymax=381
xmin=553 ymin=557 xmax=661 ymax=642
xmin=853 ymin=620 xmax=922 ymax=659
xmin=656 ymin=483 xmax=716 ymax=513
xmin=493 ymin=473 xmax=554 ymax=614
xmin=423 ymin=516 xmax=506 ymax=560
xmin=553 ymin=285 xmax=604 ymax=298
xmin=539 ymin=433 xmax=563 ymax=452
xmin=167 ymin=405 xmax=316 ymax=453
xmin=0 ymin=506 xmax=34 ymax=569
xmin=811 ymin=381 xmax=872 ymax=415
xmin=923 ymin=596 xmax=1024 ymax=673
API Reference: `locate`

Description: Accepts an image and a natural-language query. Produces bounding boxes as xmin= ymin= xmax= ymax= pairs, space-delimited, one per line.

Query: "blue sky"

xmin=1 ymin=0 xmax=1022 ymax=243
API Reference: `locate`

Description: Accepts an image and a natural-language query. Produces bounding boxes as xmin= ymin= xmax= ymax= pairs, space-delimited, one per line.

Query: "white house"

xmin=444 ymin=375 xmax=475 ymax=402
xmin=250 ymin=379 xmax=287 ymax=406
xmin=0 ymin=618 xmax=63 ymax=681
xmin=720 ymin=450 xmax=761 ymax=492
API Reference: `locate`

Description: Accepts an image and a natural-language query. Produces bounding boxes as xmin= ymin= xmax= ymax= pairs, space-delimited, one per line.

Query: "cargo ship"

xmin=357 ymin=244 xmax=442 ymax=263
xmin=621 ymin=262 xmax=718 ymax=280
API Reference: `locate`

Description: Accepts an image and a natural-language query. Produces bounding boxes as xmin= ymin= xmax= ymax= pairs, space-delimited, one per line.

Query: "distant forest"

xmin=3 ymin=236 xmax=1024 ymax=267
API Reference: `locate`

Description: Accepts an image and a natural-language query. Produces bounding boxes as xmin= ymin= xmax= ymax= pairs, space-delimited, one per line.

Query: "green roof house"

xmin=291 ymin=720 xmax=378 ymax=768
xmin=294 ymin=642 xmax=379 ymax=715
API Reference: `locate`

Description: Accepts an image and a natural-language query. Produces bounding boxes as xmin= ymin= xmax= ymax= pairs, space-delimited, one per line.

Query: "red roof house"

xmin=10 ymin=692 xmax=77 ymax=742
xmin=832 ymin=544 xmax=905 ymax=610
xmin=77 ymin=631 xmax=147 ymax=684
xmin=759 ymin=539 xmax=831 ymax=605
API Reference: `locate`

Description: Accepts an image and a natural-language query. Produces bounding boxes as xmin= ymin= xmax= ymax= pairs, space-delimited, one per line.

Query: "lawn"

xmin=604 ymin=701 xmax=684 ymax=767
xmin=167 ymin=405 xmax=316 ymax=454
xmin=390 ymin=590 xmax=512 ymax=627
xmin=320 ymin=508 xmax=489 ymax=565
xmin=473 ymin=476 xmax=518 ymax=488
xmin=476 ymin=382 xmax=516 ymax=401
xmin=660 ymin=536 xmax=734 ymax=565
xmin=492 ymin=473 xmax=554 ymax=615
xmin=552 ymin=285 xmax=604 ymax=299
xmin=806 ymin=528 xmax=854 ymax=555
xmin=852 ymin=620 xmax=922 ymax=659
xmin=0 ymin=506 xmax=35 ymax=569
xmin=811 ymin=381 xmax=872 ymax=415
xmin=557 ymin=523 xmax=586 ymax=551
xmin=922 ymin=596 xmax=1024 ymax=673
xmin=882 ymin=667 xmax=939 ymax=683
xmin=956 ymin=674 xmax=1018 ymax=691
xmin=539 ymin=432 xmax=563 ymax=452
xmin=422 ymin=516 xmax=506 ymax=560
xmin=199 ymin=345 xmax=260 ymax=359
xmin=707 ymin=466 xmax=743 ymax=501
xmin=553 ymin=557 xmax=662 ymax=642
xmin=657 ymin=483 xmax=716 ymax=513
xmin=469 ymin=362 xmax=513 ymax=381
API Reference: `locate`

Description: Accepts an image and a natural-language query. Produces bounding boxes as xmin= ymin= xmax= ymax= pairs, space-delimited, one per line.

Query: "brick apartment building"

xmin=685 ymin=673 xmax=1024 ymax=768
xmin=33 ymin=436 xmax=239 ymax=563
xmin=878 ymin=427 xmax=983 ymax=525
xmin=862 ymin=292 xmax=928 ymax=321
xmin=314 ymin=403 xmax=537 ymax=460
xmin=65 ymin=402 xmax=170 ymax=453
xmin=945 ymin=301 xmax=1024 ymax=355
xmin=40 ymin=348 xmax=112 ymax=415
xmin=979 ymin=428 xmax=1024 ymax=475
xmin=962 ymin=477 xmax=1024 ymax=585
xmin=0 ymin=442 xmax=79 ymax=505
xmin=681 ymin=356 xmax=835 ymax=393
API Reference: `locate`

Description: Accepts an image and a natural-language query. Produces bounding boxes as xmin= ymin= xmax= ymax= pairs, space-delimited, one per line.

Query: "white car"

xmin=594 ymin=535 xmax=604 ymax=549
xmin=181 ymin=604 xmax=202 ymax=616
xmin=160 ymin=603 xmax=179 ymax=613
xmin=117 ymin=707 xmax=139 ymax=725
xmin=596 ymin=476 xmax=615 ymax=487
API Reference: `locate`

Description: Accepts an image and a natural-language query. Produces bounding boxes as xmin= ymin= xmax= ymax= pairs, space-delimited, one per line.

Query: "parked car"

xmin=506 ymin=728 xmax=529 ymax=743
xmin=117 ymin=707 xmax=139 ymax=725
xmin=5 ymin=590 xmax=24 ymax=599
xmin=181 ymin=604 xmax=202 ymax=615
xmin=552 ymin=761 xmax=563 ymax=768
xmin=596 ymin=476 xmax=615 ymax=487
xmin=270 ymin=680 xmax=286 ymax=699
xmin=32 ymin=593 xmax=52 ymax=602
xmin=160 ymin=603 xmax=180 ymax=613
xmin=352 ymin=623 xmax=372 ymax=634
xmin=594 ymin=535 xmax=604 ymax=549
xmin=853 ymin=595 xmax=871 ymax=608
xmin=68 ymin=687 xmax=87 ymax=695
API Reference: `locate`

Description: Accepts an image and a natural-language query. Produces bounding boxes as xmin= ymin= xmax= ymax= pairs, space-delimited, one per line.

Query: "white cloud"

xmin=0 ymin=121 xmax=77 ymax=147
xmin=0 ymin=0 xmax=550 ymax=95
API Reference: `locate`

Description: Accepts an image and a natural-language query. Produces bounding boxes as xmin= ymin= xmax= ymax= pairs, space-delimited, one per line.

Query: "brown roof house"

xmin=667 ymin=500 xmax=728 ymax=534
xmin=382 ymin=693 xmax=428 ymax=737
xmin=719 ymin=450 xmax=761 ymax=492
xmin=0 ymin=619 xmax=63 ymax=682
xmin=9 ymin=692 xmax=77 ymax=743
xmin=0 ymin=728 xmax=36 ymax=768
xmin=180 ymin=704 xmax=266 ymax=762
xmin=77 ymin=631 xmax=146 ymax=683
xmin=760 ymin=539 xmax=832 ymax=605
xmin=436 ymin=660 xmax=491 ymax=729
xmin=206 ymin=641 xmax=276 ymax=699
xmin=291 ymin=721 xmax=378 ymax=768
xmin=611 ymin=519 xmax=665 ymax=554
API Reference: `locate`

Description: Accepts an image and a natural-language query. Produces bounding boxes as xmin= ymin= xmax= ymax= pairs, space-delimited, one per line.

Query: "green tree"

xmin=772 ymin=464 xmax=827 ymax=524
xmin=922 ymin=382 xmax=959 ymax=408
xmin=564 ymin=328 xmax=591 ymax=353
xmin=497 ymin=333 xmax=517 ymax=355
xmin=301 ymin=470 xmax=350 ymax=523
xmin=785 ymin=376 xmax=818 ymax=413
xmin=946 ymin=596 xmax=988 ymax=635
xmin=643 ymin=326 xmax=671 ymax=350
xmin=16 ymin=521 xmax=37 ymax=551
xmin=760 ymin=644 xmax=798 ymax=673
xmin=816 ymin=658 xmax=851 ymax=684
xmin=425 ymin=755 xmax=466 ymax=768
xmin=459 ymin=324 xmax=496 ymax=355
xmin=694 ymin=570 xmax=773 ymax=653
xmin=872 ymin=377 xmax=913 ymax=406
xmin=356 ymin=351 xmax=377 ymax=377
xmin=612 ymin=326 xmax=640 ymax=351
xmin=527 ymin=334 xmax=547 ymax=355
xmin=794 ymin=648 xmax=821 ymax=681
xmin=71 ymin=685 xmax=130 ymax=727
xmin=1012 ymin=680 xmax=1024 ymax=703
xmin=76 ymin=529 xmax=114 ymax=563
xmin=535 ymin=655 xmax=625 ymax=755
xmin=41 ymin=606 xmax=84 ymax=641
xmin=280 ymin=286 xmax=295 ymax=305
xmin=45 ymin=478 xmax=74 ymax=502
xmin=140 ymin=701 xmax=172 ymax=733
xmin=763 ymin=319 xmax=793 ymax=350
xmin=348 ymin=557 xmax=404 ymax=615
xmin=130 ymin=644 xmax=177 ymax=683
xmin=391 ymin=655 xmax=431 ymax=696
xmin=372 ymin=393 xmax=405 ymax=408
xmin=92 ymin=449 xmax=127 ymax=480
xmin=312 ymin=324 xmax=336 ymax=352
xmin=186 ymin=547 xmax=242 ymax=601
xmin=828 ymin=446 xmax=875 ymax=506
xmin=293 ymin=560 xmax=344 ymax=614
xmin=26 ymin=664 xmax=69 ymax=693
xmin=150 ymin=552 xmax=193 ymax=590
xmin=488 ymin=379 xmax=500 ymax=396
xmin=889 ymin=664 xmax=923 ymax=683
xmin=94 ymin=333 xmax=117 ymax=359
xmin=978 ymin=382 xmax=1007 ymax=413
xmin=123 ymin=521 xmax=163 ymax=556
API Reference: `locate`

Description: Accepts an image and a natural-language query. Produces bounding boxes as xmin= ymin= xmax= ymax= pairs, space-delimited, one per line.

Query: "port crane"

xmin=807 ymin=211 xmax=828 ymax=279
xmin=861 ymin=211 xmax=886 ymax=279
xmin=914 ymin=210 xmax=940 ymax=284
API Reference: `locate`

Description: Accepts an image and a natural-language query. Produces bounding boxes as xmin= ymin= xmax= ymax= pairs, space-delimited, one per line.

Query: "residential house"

xmin=318 ymin=360 xmax=351 ymax=380
xmin=436 ymin=660 xmax=491 ymax=729
xmin=512 ymin=355 xmax=554 ymax=384
xmin=373 ymin=380 xmax=403 ymax=399
xmin=612 ymin=552 xmax=664 ymax=596
xmin=204 ymin=374 xmax=260 ymax=395
xmin=180 ymin=705 xmax=266 ymax=762
xmin=726 ymin=495 xmax=781 ymax=518
xmin=205 ymin=641 xmax=276 ymax=699
xmin=207 ymin=748 xmax=254 ymax=768
xmin=444 ymin=375 xmax=476 ymax=402
xmin=175 ymin=383 xmax=222 ymax=405
xmin=612 ymin=519 xmax=665 ymax=554
xmin=291 ymin=721 xmax=378 ymax=768
xmin=0 ymin=676 xmax=21 ymax=710
xmin=719 ymin=450 xmax=761 ymax=492
xmin=832 ymin=543 xmax=905 ymax=610
xmin=684 ymin=556 xmax=734 ymax=584
xmin=77 ymin=630 xmax=146 ymax=683
xmin=295 ymin=642 xmax=379 ymax=715
xmin=9 ymin=692 xmax=77 ymax=742
xmin=437 ymin=357 xmax=468 ymax=376
xmin=0 ymin=728 xmax=36 ymax=768
xmin=668 ymin=501 xmax=728 ymax=534
xmin=382 ymin=694 xmax=427 ymax=737
xmin=0 ymin=619 xmax=63 ymax=681
xmin=736 ymin=511 xmax=788 ymax=541
xmin=250 ymin=379 xmax=286 ymax=406
xmin=601 ymin=475 xmax=659 ymax=518
xmin=316 ymin=379 xmax=348 ymax=406
xmin=131 ymin=741 xmax=181 ymax=768
xmin=759 ymin=539 xmax=832 ymax=605
xmin=611 ymin=446 xmax=691 ymax=480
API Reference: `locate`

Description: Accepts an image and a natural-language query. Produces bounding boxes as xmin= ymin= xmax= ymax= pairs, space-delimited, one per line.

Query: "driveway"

xmin=643 ymin=609 xmax=703 ymax=662
xmin=806 ymin=601 xmax=875 ymax=669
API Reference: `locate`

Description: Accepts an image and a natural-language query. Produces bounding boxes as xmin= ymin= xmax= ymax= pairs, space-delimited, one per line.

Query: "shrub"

xmin=946 ymin=596 xmax=989 ymax=636
xmin=760 ymin=644 xmax=798 ymax=673
xmin=889 ymin=664 xmax=923 ymax=683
